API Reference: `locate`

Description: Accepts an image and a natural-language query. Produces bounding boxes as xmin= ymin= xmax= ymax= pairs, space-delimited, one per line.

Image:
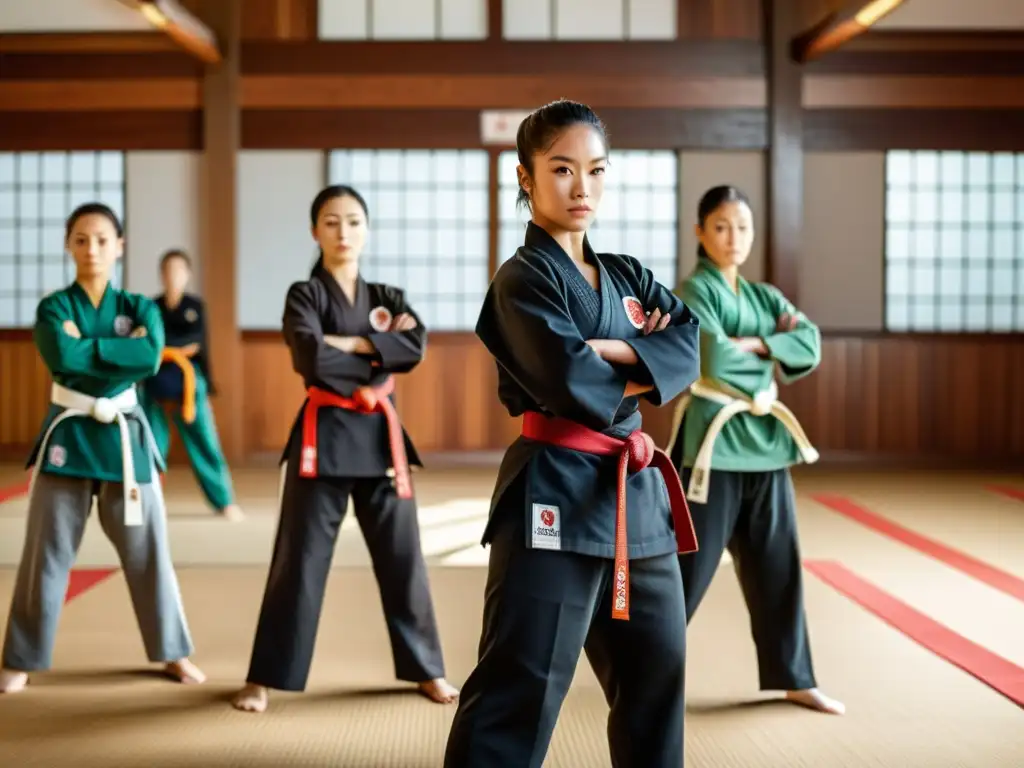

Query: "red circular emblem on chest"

xmin=622 ymin=296 xmax=646 ymax=330
xmin=369 ymin=306 xmax=392 ymax=332
xmin=540 ymin=508 xmax=555 ymax=527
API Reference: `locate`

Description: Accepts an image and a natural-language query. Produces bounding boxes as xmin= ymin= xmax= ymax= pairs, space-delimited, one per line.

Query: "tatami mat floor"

xmin=0 ymin=464 xmax=1022 ymax=766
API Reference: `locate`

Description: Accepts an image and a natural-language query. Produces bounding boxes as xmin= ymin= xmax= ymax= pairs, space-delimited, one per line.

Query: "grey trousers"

xmin=2 ymin=470 xmax=194 ymax=671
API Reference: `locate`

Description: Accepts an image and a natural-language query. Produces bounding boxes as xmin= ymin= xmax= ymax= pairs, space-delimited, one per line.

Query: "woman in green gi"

xmin=667 ymin=185 xmax=844 ymax=715
xmin=140 ymin=249 xmax=244 ymax=522
xmin=0 ymin=203 xmax=204 ymax=694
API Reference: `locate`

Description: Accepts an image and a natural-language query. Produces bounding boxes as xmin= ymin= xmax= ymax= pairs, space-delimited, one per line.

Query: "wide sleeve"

xmin=33 ymin=298 xmax=103 ymax=377
xmin=621 ymin=259 xmax=701 ymax=406
xmin=282 ymin=281 xmax=374 ymax=397
xmin=94 ymin=296 xmax=165 ymax=378
xmin=678 ymin=278 xmax=775 ymax=397
xmin=476 ymin=261 xmax=627 ymax=432
xmin=759 ymin=285 xmax=821 ymax=383
xmin=366 ymin=287 xmax=426 ymax=375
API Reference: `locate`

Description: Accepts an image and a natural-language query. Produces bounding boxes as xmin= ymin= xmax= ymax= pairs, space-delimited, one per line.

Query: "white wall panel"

xmin=503 ymin=0 xmax=551 ymax=39
xmin=876 ymin=0 xmax=1024 ymax=29
xmin=125 ymin=152 xmax=201 ymax=298
xmin=318 ymin=0 xmax=369 ymax=39
xmin=441 ymin=0 xmax=488 ymax=38
xmin=678 ymin=152 xmax=766 ymax=285
xmin=627 ymin=0 xmax=675 ymax=40
xmin=0 ymin=0 xmax=151 ymax=32
xmin=555 ymin=0 xmax=624 ymax=40
xmin=236 ymin=151 xmax=324 ymax=329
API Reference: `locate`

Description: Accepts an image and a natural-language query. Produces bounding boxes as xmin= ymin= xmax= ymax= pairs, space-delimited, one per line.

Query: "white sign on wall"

xmin=479 ymin=110 xmax=532 ymax=146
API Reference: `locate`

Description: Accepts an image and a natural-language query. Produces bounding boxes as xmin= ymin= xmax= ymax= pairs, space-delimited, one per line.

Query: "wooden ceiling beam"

xmin=114 ymin=0 xmax=221 ymax=64
xmin=792 ymin=0 xmax=907 ymax=63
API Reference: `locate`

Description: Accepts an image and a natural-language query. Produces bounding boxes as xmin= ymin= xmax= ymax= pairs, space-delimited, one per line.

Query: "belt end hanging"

xmin=124 ymin=484 xmax=144 ymax=526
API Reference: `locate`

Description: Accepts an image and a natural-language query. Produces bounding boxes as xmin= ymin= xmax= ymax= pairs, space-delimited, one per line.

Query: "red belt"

xmin=521 ymin=411 xmax=698 ymax=621
xmin=300 ymin=378 xmax=413 ymax=498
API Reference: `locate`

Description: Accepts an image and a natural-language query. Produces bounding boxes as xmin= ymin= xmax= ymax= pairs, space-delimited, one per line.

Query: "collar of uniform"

xmin=524 ymin=221 xmax=599 ymax=268
xmin=313 ymin=263 xmax=366 ymax=310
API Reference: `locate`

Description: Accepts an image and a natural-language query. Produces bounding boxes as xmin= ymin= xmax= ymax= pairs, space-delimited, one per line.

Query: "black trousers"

xmin=444 ymin=502 xmax=687 ymax=768
xmin=679 ymin=466 xmax=817 ymax=691
xmin=246 ymin=462 xmax=446 ymax=691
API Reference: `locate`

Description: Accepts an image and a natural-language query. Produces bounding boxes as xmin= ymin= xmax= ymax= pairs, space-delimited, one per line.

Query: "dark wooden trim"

xmin=763 ymin=0 xmax=802 ymax=303
xmin=0 ymin=330 xmax=32 ymax=341
xmin=239 ymin=39 xmax=765 ymax=76
xmin=791 ymin=0 xmax=906 ymax=63
xmin=807 ymin=48 xmax=1024 ymax=75
xmin=0 ymin=79 xmax=201 ymax=111
xmin=803 ymin=109 xmax=1024 ymax=151
xmin=240 ymin=74 xmax=765 ymax=110
xmin=487 ymin=0 xmax=502 ymax=40
xmin=844 ymin=29 xmax=1024 ymax=51
xmin=0 ymin=110 xmax=202 ymax=150
xmin=0 ymin=32 xmax=176 ymax=52
xmin=803 ymin=75 xmax=1024 ymax=109
xmin=198 ymin=0 xmax=244 ymax=462
xmin=0 ymin=51 xmax=203 ymax=78
xmin=241 ymin=108 xmax=768 ymax=150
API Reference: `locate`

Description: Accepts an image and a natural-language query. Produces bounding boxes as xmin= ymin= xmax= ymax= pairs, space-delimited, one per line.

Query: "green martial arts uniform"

xmin=28 ymin=282 xmax=166 ymax=482
xmin=4 ymin=280 xmax=194 ymax=673
xmin=666 ymin=255 xmax=824 ymax=694
xmin=140 ymin=292 xmax=235 ymax=513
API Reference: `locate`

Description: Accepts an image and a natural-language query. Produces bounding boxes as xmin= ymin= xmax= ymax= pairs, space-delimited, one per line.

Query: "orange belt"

xmin=160 ymin=347 xmax=196 ymax=424
xmin=521 ymin=411 xmax=698 ymax=621
xmin=299 ymin=378 xmax=412 ymax=498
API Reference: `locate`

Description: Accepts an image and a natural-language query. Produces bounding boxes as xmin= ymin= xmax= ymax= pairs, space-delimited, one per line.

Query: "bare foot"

xmin=0 ymin=669 xmax=29 ymax=694
xmin=418 ymin=677 xmax=459 ymax=704
xmin=221 ymin=504 xmax=245 ymax=522
xmin=786 ymin=688 xmax=845 ymax=715
xmin=164 ymin=658 xmax=206 ymax=685
xmin=232 ymin=683 xmax=269 ymax=713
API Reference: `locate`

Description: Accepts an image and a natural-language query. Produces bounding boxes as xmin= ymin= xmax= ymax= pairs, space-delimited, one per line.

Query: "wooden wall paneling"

xmin=0 ymin=111 xmax=203 ymax=151
xmin=803 ymin=109 xmax=1024 ymax=151
xmin=198 ymin=0 xmax=244 ymax=462
xmin=677 ymin=0 xmax=763 ymax=40
xmin=763 ymin=0 xmax=802 ymax=303
xmin=242 ymin=107 xmax=769 ymax=150
xmin=0 ymin=333 xmax=51 ymax=462
xmin=241 ymin=0 xmax=317 ymax=40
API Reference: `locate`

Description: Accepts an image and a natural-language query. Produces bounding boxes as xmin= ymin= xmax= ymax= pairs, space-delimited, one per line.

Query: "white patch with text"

xmin=48 ymin=444 xmax=67 ymax=468
xmin=531 ymin=503 xmax=561 ymax=551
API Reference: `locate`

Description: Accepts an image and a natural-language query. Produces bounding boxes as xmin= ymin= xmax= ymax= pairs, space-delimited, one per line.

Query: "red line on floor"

xmin=811 ymin=494 xmax=1024 ymax=604
xmin=805 ymin=559 xmax=1024 ymax=709
xmin=65 ymin=569 xmax=117 ymax=603
xmin=0 ymin=477 xmax=29 ymax=504
xmin=988 ymin=485 xmax=1024 ymax=504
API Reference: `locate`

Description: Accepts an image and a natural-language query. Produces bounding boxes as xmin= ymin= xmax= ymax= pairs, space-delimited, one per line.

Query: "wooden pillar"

xmin=764 ymin=0 xmax=803 ymax=303
xmin=198 ymin=0 xmax=243 ymax=462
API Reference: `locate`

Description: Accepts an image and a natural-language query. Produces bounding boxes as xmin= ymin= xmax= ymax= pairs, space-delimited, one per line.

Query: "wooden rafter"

xmin=792 ymin=0 xmax=907 ymax=63
xmin=114 ymin=0 xmax=221 ymax=64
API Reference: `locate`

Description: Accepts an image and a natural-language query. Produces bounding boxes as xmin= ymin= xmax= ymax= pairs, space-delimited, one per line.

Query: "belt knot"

xmin=624 ymin=430 xmax=655 ymax=472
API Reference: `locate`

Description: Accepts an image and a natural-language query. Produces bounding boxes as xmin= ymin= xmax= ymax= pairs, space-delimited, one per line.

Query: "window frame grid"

xmin=883 ymin=150 xmax=1024 ymax=334
xmin=0 ymin=151 xmax=127 ymax=329
xmin=496 ymin=148 xmax=681 ymax=291
xmin=324 ymin=148 xmax=490 ymax=332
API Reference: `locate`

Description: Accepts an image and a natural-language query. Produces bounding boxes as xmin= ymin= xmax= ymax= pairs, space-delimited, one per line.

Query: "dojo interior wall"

xmin=1 ymin=0 xmax=1023 ymax=467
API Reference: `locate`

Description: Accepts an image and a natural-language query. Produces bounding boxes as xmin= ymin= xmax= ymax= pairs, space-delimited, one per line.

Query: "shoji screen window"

xmin=326 ymin=149 xmax=490 ymax=331
xmin=497 ymin=149 xmax=679 ymax=289
xmin=885 ymin=151 xmax=1024 ymax=332
xmin=0 ymin=151 xmax=126 ymax=328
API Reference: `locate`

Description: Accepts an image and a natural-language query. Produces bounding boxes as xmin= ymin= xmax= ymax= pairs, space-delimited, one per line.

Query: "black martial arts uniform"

xmin=444 ymin=222 xmax=701 ymax=768
xmin=243 ymin=260 xmax=446 ymax=692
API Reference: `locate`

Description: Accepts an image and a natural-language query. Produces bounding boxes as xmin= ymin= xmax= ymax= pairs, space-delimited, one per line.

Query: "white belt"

xmin=31 ymin=383 xmax=154 ymax=526
xmin=665 ymin=377 xmax=819 ymax=504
